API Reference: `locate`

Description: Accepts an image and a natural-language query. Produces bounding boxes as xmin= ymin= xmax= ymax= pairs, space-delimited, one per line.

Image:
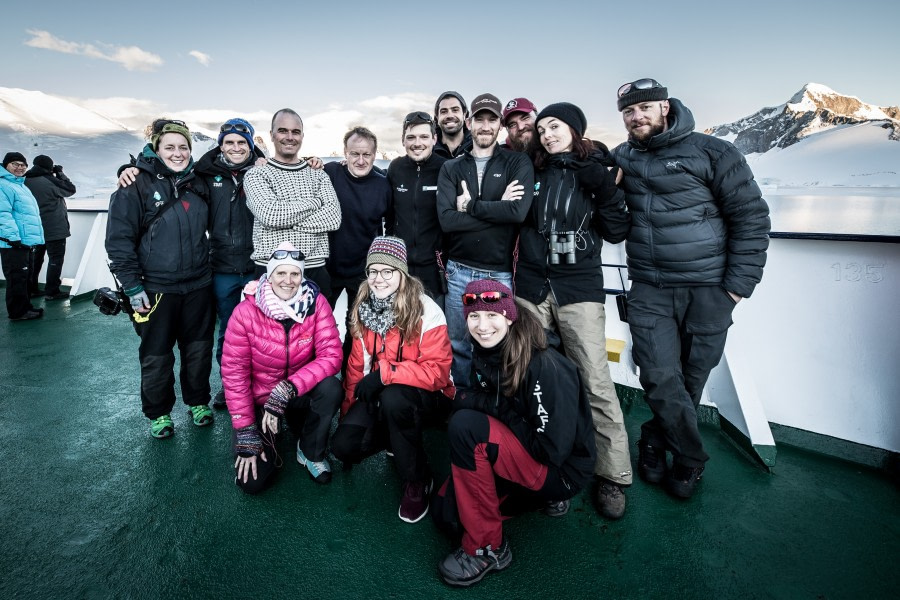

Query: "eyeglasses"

xmin=220 ymin=122 xmax=251 ymax=134
xmin=152 ymin=119 xmax=187 ymax=134
xmin=403 ymin=111 xmax=434 ymax=126
xmin=617 ymin=78 xmax=664 ymax=98
xmin=462 ymin=291 xmax=510 ymax=305
xmin=270 ymin=249 xmax=304 ymax=260
xmin=366 ymin=268 xmax=396 ymax=281
xmin=6 ymin=161 xmax=27 ymax=169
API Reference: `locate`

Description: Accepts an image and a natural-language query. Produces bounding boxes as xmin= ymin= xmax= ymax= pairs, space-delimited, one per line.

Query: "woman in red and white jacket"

xmin=222 ymin=241 xmax=343 ymax=493
xmin=332 ymin=236 xmax=454 ymax=524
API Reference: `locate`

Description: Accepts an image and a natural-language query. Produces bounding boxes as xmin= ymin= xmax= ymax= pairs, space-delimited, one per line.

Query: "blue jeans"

xmin=213 ymin=272 xmax=256 ymax=365
xmin=444 ymin=260 xmax=512 ymax=388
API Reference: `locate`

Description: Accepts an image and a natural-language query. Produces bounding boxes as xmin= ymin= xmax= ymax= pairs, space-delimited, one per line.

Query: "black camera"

xmin=93 ymin=286 xmax=130 ymax=316
xmin=548 ymin=231 xmax=576 ymax=265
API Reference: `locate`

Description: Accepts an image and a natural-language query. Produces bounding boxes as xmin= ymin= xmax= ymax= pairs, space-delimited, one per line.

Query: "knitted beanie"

xmin=366 ymin=236 xmax=408 ymax=275
xmin=151 ymin=122 xmax=192 ymax=152
xmin=536 ymin=102 xmax=588 ymax=138
xmin=217 ymin=118 xmax=255 ymax=150
xmin=617 ymin=80 xmax=668 ymax=111
xmin=463 ymin=279 xmax=518 ymax=322
xmin=33 ymin=155 xmax=54 ymax=170
xmin=267 ymin=241 xmax=305 ymax=278
xmin=2 ymin=152 xmax=27 ymax=168
xmin=434 ymin=91 xmax=469 ymax=119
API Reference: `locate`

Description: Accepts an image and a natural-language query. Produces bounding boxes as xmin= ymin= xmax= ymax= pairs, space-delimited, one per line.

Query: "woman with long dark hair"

xmin=434 ymin=279 xmax=596 ymax=587
xmin=331 ymin=236 xmax=454 ymax=523
xmin=514 ymin=102 xmax=633 ymax=519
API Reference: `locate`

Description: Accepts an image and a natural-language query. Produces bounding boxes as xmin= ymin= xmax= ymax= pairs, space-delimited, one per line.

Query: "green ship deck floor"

xmin=1 ymin=298 xmax=897 ymax=599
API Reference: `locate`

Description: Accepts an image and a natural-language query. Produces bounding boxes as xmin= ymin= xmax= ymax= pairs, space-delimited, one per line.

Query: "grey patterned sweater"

xmin=244 ymin=158 xmax=342 ymax=268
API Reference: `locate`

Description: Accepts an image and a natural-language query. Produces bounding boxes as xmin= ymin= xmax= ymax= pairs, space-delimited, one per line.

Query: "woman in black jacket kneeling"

xmin=434 ymin=279 xmax=596 ymax=588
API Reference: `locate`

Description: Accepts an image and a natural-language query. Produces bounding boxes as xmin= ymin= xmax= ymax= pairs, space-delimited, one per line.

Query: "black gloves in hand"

xmin=354 ymin=371 xmax=386 ymax=407
xmin=576 ymin=163 xmax=617 ymax=199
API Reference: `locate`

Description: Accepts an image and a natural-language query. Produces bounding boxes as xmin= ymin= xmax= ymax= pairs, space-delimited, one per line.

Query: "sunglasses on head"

xmin=270 ymin=249 xmax=303 ymax=260
xmin=404 ymin=111 xmax=434 ymax=126
xmin=220 ymin=122 xmax=252 ymax=134
xmin=617 ymin=78 xmax=664 ymax=98
xmin=152 ymin=119 xmax=187 ymax=134
xmin=462 ymin=291 xmax=509 ymax=305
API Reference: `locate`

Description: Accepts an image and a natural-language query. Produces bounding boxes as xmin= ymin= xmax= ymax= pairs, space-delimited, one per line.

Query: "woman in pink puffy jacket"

xmin=222 ymin=241 xmax=343 ymax=493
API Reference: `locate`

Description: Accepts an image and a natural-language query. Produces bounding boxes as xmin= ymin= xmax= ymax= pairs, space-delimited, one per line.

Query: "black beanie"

xmin=536 ymin=102 xmax=588 ymax=138
xmin=33 ymin=155 xmax=54 ymax=170
xmin=3 ymin=152 xmax=27 ymax=168
xmin=617 ymin=82 xmax=668 ymax=111
xmin=434 ymin=91 xmax=468 ymax=119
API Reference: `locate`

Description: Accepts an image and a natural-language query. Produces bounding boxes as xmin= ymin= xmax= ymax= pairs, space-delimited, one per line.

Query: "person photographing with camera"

xmin=105 ymin=119 xmax=216 ymax=439
xmin=513 ymin=102 xmax=633 ymax=520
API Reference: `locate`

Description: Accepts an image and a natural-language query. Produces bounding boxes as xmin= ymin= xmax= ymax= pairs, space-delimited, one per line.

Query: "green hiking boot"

xmin=188 ymin=405 xmax=214 ymax=427
xmin=150 ymin=415 xmax=174 ymax=439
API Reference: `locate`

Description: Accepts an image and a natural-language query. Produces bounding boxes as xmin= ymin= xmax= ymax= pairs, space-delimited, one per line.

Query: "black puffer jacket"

xmin=24 ymin=166 xmax=75 ymax=241
xmin=515 ymin=147 xmax=629 ymax=306
xmin=106 ymin=146 xmax=210 ymax=293
xmin=612 ymin=99 xmax=770 ymax=298
xmin=195 ymin=146 xmax=264 ymax=274
xmin=459 ymin=342 xmax=596 ymax=491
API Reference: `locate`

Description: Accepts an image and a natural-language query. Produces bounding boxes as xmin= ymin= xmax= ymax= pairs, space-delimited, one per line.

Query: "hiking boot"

xmin=638 ymin=440 xmax=666 ymax=484
xmin=666 ymin=463 xmax=705 ymax=499
xmin=212 ymin=389 xmax=227 ymax=410
xmin=9 ymin=310 xmax=42 ymax=321
xmin=297 ymin=443 xmax=332 ymax=484
xmin=399 ymin=478 xmax=433 ymax=523
xmin=595 ymin=480 xmax=626 ymax=519
xmin=188 ymin=404 xmax=214 ymax=427
xmin=150 ymin=415 xmax=174 ymax=439
xmin=438 ymin=538 xmax=512 ymax=587
xmin=543 ymin=499 xmax=570 ymax=517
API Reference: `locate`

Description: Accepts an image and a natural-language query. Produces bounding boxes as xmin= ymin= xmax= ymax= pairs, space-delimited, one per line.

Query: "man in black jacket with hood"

xmin=433 ymin=91 xmax=473 ymax=159
xmin=613 ymin=78 xmax=770 ymax=499
xmin=24 ymin=155 xmax=75 ymax=300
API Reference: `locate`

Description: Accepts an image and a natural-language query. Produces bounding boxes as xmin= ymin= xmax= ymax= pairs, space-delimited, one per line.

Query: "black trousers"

xmin=1 ymin=246 xmax=35 ymax=318
xmin=331 ymin=384 xmax=449 ymax=482
xmin=626 ymin=283 xmax=736 ymax=467
xmin=326 ymin=272 xmax=364 ymax=310
xmin=132 ymin=286 xmax=215 ymax=420
xmin=29 ymin=239 xmax=66 ymax=295
xmin=235 ymin=376 xmax=343 ymax=495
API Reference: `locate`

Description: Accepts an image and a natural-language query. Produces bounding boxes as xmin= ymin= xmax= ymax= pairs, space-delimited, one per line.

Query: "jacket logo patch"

xmin=153 ymin=191 xmax=161 ymax=201
xmin=422 ymin=185 xmax=437 ymax=191
xmin=533 ymin=380 xmax=549 ymax=432
xmin=154 ymin=200 xmax=165 ymax=207
xmin=213 ymin=182 xmax=223 ymax=187
xmin=215 ymin=175 xmax=223 ymax=182
xmin=396 ymin=184 xmax=408 ymax=193
xmin=492 ymin=173 xmax=502 ymax=177
xmin=665 ymin=161 xmax=682 ymax=170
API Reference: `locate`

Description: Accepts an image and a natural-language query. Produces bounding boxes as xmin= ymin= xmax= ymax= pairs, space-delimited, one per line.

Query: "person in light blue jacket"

xmin=1 ymin=152 xmax=45 ymax=320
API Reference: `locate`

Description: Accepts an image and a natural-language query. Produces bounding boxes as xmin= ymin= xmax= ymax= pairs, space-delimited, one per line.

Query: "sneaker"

xmin=398 ymin=478 xmax=433 ymax=523
xmin=438 ymin=538 xmax=512 ymax=587
xmin=638 ymin=440 xmax=666 ymax=484
xmin=543 ymin=499 xmax=570 ymax=517
xmin=149 ymin=415 xmax=174 ymax=439
xmin=188 ymin=404 xmax=214 ymax=427
xmin=666 ymin=464 xmax=705 ymax=499
xmin=297 ymin=443 xmax=332 ymax=484
xmin=212 ymin=389 xmax=227 ymax=410
xmin=9 ymin=310 xmax=42 ymax=321
xmin=45 ymin=292 xmax=71 ymax=301
xmin=595 ymin=480 xmax=627 ymax=519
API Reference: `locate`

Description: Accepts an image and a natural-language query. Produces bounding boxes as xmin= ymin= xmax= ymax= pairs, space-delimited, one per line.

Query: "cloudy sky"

xmin=3 ymin=0 xmax=898 ymax=154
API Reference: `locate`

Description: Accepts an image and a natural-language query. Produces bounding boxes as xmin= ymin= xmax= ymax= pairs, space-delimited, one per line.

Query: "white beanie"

xmin=267 ymin=241 xmax=305 ymax=279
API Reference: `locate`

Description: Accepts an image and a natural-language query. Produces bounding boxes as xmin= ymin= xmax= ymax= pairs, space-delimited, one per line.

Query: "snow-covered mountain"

xmin=705 ymin=83 xmax=900 ymax=187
